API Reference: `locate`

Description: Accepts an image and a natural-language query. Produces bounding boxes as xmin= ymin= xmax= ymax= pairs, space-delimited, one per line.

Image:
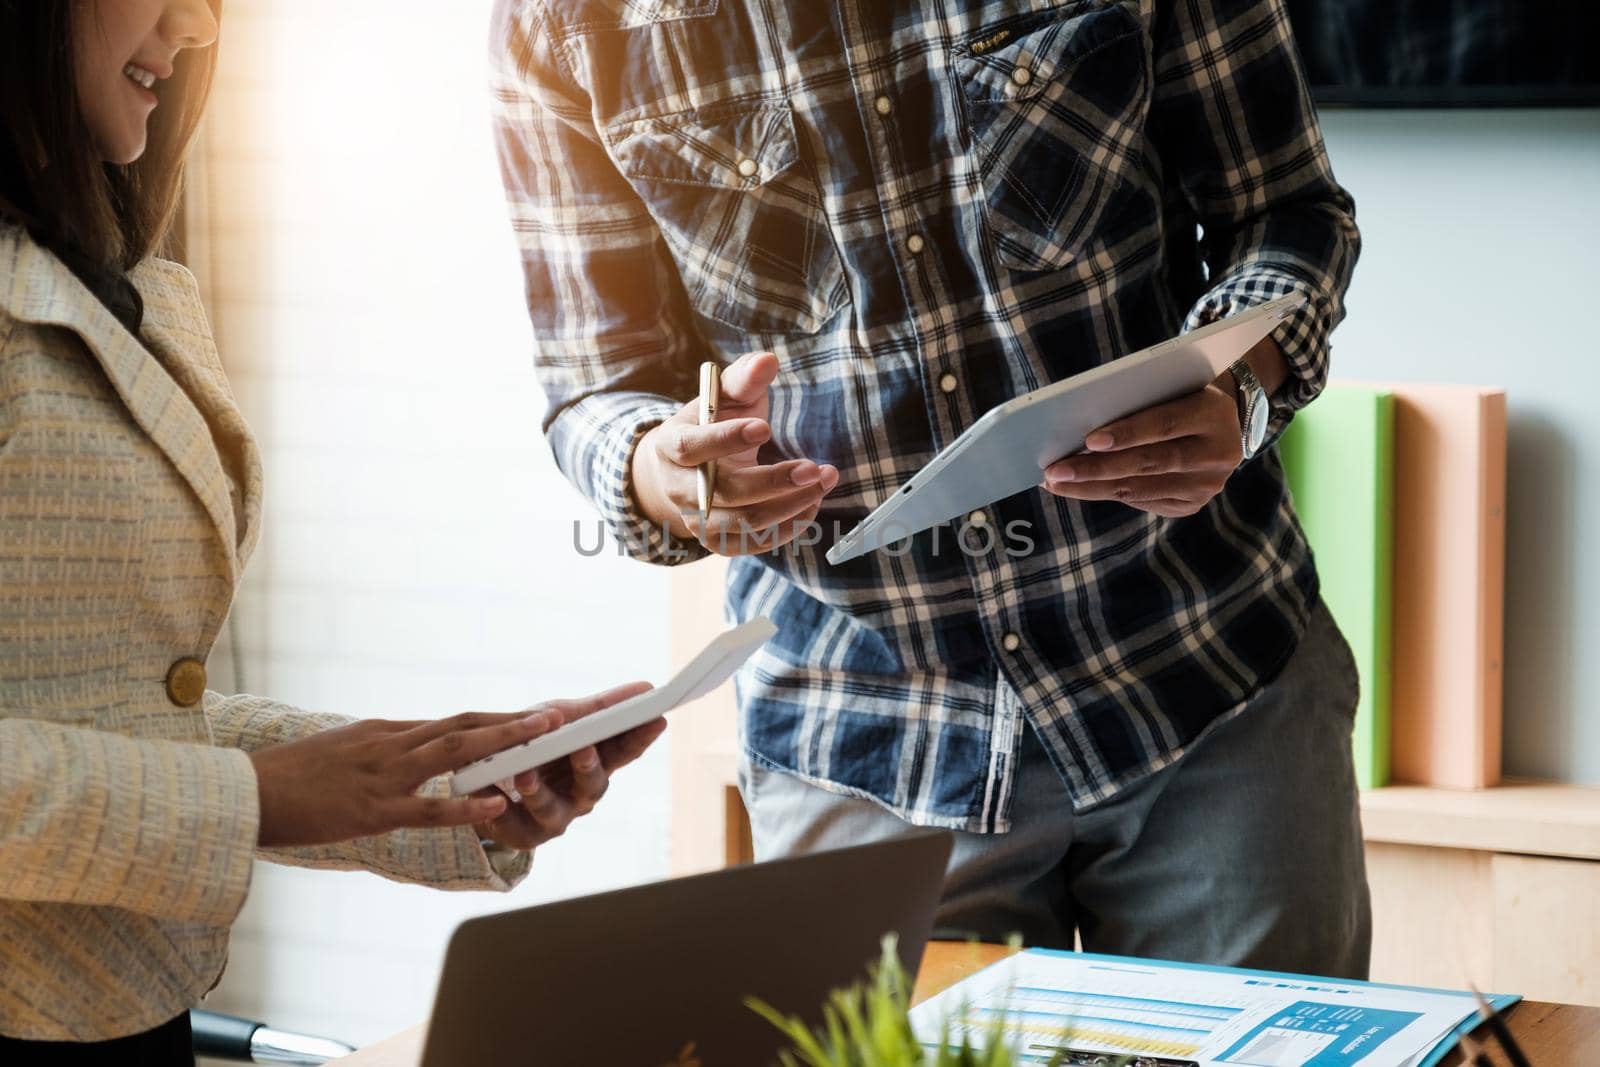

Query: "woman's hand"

xmin=473 ymin=683 xmax=668 ymax=852
xmin=250 ymin=711 xmax=565 ymax=848
xmin=631 ymin=351 xmax=840 ymax=555
xmin=1042 ymin=382 xmax=1242 ymax=518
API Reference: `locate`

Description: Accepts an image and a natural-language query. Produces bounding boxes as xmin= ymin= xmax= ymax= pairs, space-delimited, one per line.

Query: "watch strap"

xmin=1228 ymin=357 xmax=1262 ymax=405
xmin=1228 ymin=358 xmax=1266 ymax=460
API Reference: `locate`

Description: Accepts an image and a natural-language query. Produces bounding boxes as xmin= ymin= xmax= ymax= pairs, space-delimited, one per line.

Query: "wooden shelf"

xmin=1360 ymin=780 xmax=1600 ymax=861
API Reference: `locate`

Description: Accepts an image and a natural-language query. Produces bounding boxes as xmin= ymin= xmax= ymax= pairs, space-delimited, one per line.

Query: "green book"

xmin=1278 ymin=384 xmax=1395 ymax=790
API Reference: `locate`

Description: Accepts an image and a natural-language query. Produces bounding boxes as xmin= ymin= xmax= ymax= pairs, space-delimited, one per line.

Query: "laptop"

xmin=417 ymin=830 xmax=954 ymax=1066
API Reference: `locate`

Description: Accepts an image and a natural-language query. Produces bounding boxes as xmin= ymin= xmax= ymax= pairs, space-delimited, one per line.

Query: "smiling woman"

xmin=0 ymin=1 xmax=668 ymax=1062
xmin=0 ymin=0 xmax=217 ymax=272
xmin=70 ymin=0 xmax=217 ymax=165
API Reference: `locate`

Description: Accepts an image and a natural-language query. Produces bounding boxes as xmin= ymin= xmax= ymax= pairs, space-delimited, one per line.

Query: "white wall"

xmin=197 ymin=0 xmax=673 ymax=1046
xmin=1316 ymin=109 xmax=1600 ymax=783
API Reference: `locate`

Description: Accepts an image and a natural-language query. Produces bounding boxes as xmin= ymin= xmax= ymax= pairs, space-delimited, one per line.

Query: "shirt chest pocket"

xmin=956 ymin=3 xmax=1158 ymax=274
xmin=607 ymin=102 xmax=848 ymax=336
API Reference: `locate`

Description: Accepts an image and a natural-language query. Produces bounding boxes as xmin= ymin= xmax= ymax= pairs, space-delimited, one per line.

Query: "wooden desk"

xmin=338 ymin=941 xmax=1600 ymax=1065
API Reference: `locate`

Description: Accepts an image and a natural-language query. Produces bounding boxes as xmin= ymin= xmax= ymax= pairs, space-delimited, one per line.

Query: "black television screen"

xmin=1283 ymin=0 xmax=1600 ymax=106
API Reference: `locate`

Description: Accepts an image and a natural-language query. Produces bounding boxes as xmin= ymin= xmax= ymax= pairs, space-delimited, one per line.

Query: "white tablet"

xmin=449 ymin=616 xmax=777 ymax=797
xmin=825 ymin=294 xmax=1307 ymax=565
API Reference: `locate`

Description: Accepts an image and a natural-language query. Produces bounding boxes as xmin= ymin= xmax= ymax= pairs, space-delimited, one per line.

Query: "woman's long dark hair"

xmin=0 ymin=1 xmax=217 ymax=271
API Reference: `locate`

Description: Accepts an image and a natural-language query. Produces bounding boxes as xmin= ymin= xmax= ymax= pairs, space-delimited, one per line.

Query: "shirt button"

xmin=906 ymin=233 xmax=925 ymax=254
xmin=968 ymin=510 xmax=988 ymax=528
xmin=939 ymin=373 xmax=958 ymax=394
xmin=1011 ymin=66 xmax=1032 ymax=87
xmin=165 ymin=657 xmax=207 ymax=707
xmin=737 ymin=158 xmax=759 ymax=178
xmin=1002 ymin=632 xmax=1022 ymax=653
xmin=874 ymin=95 xmax=892 ymax=116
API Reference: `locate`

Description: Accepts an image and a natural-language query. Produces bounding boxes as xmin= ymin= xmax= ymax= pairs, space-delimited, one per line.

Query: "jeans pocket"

xmin=607 ymin=100 xmax=849 ymax=335
xmin=955 ymin=2 xmax=1158 ymax=273
xmin=1306 ymin=598 xmax=1361 ymax=728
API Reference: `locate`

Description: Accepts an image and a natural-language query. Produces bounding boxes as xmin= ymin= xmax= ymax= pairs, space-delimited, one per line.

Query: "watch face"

xmin=1247 ymin=391 xmax=1270 ymax=452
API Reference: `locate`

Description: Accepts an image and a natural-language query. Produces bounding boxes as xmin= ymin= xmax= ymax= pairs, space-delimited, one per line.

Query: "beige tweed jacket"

xmin=0 ymin=223 xmax=530 ymax=1042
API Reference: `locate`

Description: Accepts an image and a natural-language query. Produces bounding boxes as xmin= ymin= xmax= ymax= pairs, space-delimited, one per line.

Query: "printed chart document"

xmin=910 ymin=949 xmax=1518 ymax=1067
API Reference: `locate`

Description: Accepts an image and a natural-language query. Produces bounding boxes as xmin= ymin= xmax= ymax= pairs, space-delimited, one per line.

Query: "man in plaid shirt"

xmin=494 ymin=0 xmax=1368 ymax=974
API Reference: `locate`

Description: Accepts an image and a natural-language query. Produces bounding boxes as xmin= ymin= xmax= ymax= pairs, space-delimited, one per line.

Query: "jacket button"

xmin=166 ymin=658 xmax=207 ymax=707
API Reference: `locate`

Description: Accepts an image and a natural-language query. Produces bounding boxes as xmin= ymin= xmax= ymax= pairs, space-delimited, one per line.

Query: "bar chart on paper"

xmin=909 ymin=950 xmax=1517 ymax=1067
xmin=956 ymin=981 xmax=1233 ymax=1060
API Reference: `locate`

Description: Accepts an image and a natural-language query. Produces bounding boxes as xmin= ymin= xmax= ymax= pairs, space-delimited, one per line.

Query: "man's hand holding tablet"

xmin=824 ymin=294 xmax=1306 ymax=564
xmin=1042 ymin=332 xmax=1292 ymax=517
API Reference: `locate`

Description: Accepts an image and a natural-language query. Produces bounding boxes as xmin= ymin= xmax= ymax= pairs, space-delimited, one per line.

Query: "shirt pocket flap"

xmin=957 ymin=5 xmax=1144 ymax=106
xmin=603 ymin=100 xmax=845 ymax=335
xmin=609 ymin=103 xmax=800 ymax=190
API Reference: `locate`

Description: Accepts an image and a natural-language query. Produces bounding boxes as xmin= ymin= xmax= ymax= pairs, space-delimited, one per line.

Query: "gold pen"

xmin=697 ymin=361 xmax=721 ymax=515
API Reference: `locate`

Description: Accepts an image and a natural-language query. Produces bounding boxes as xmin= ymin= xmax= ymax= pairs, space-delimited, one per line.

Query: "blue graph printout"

xmin=1216 ymin=1002 xmax=1423 ymax=1066
xmin=909 ymin=949 xmax=1520 ymax=1067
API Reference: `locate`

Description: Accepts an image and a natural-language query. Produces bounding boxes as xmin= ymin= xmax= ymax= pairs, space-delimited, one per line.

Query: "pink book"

xmin=1344 ymin=382 xmax=1506 ymax=789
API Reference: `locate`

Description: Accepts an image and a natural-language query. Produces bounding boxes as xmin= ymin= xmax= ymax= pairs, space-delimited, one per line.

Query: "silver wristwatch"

xmin=1228 ymin=358 xmax=1269 ymax=461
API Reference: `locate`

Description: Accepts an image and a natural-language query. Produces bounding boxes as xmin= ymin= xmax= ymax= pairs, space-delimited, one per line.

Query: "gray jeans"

xmin=739 ymin=600 xmax=1373 ymax=979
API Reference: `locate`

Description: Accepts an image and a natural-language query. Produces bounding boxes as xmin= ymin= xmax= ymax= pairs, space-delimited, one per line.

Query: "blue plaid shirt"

xmin=492 ymin=0 xmax=1358 ymax=831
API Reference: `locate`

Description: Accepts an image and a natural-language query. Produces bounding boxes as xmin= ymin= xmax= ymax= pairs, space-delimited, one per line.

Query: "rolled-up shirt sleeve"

xmin=490 ymin=0 xmax=709 ymax=564
xmin=1151 ymin=0 xmax=1360 ymax=443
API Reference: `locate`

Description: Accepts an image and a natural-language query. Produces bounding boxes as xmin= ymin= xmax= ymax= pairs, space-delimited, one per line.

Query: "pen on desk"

xmin=697 ymin=361 xmax=721 ymax=515
xmin=1455 ymin=1029 xmax=1492 ymax=1067
xmin=1470 ymin=986 xmax=1531 ymax=1067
